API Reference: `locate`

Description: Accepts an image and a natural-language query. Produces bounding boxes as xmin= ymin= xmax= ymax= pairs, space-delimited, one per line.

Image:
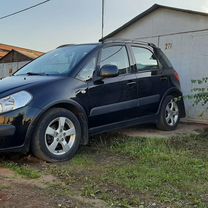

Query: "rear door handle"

xmin=160 ymin=76 xmax=168 ymax=81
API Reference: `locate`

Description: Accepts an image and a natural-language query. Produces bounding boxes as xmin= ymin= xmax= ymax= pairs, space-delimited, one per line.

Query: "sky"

xmin=1 ymin=0 xmax=208 ymax=52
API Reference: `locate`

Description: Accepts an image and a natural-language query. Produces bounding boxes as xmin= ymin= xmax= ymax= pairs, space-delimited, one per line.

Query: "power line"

xmin=0 ymin=0 xmax=51 ymax=20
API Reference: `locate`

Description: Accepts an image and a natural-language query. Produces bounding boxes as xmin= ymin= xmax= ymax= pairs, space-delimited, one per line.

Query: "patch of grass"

xmin=81 ymin=183 xmax=101 ymax=198
xmin=0 ymin=184 xmax=10 ymax=190
xmin=70 ymin=154 xmax=95 ymax=166
xmin=47 ymin=183 xmax=75 ymax=197
xmin=167 ymin=133 xmax=208 ymax=160
xmin=3 ymin=162 xmax=41 ymax=179
xmin=81 ymin=183 xmax=141 ymax=207
xmin=46 ymin=154 xmax=95 ymax=186
xmin=102 ymin=134 xmax=208 ymax=207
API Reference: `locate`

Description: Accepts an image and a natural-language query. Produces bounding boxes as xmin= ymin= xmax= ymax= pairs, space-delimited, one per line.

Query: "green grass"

xmin=44 ymin=133 xmax=208 ymax=207
xmin=70 ymin=154 xmax=95 ymax=166
xmin=105 ymin=138 xmax=208 ymax=206
xmin=3 ymin=162 xmax=41 ymax=179
xmin=0 ymin=184 xmax=10 ymax=190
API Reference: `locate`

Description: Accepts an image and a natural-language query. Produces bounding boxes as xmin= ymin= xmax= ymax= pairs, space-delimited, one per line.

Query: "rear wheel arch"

xmin=157 ymin=95 xmax=180 ymax=130
xmin=26 ymin=101 xmax=89 ymax=152
xmin=158 ymin=88 xmax=184 ymax=117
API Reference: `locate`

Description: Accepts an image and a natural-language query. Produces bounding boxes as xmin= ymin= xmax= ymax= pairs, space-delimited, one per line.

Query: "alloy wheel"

xmin=165 ymin=99 xmax=179 ymax=126
xmin=45 ymin=117 xmax=76 ymax=155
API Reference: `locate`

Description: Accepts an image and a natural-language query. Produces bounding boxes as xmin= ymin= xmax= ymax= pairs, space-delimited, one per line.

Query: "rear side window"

xmin=100 ymin=46 xmax=129 ymax=75
xmin=131 ymin=47 xmax=158 ymax=72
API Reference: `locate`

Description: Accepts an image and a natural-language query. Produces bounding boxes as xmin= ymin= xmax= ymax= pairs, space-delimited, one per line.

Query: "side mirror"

xmin=100 ymin=65 xmax=119 ymax=78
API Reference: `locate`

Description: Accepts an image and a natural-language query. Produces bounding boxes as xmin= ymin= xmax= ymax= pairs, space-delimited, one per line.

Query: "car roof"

xmin=57 ymin=43 xmax=100 ymax=49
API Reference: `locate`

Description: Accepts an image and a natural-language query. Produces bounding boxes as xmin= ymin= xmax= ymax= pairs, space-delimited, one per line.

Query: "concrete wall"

xmin=0 ymin=61 xmax=29 ymax=79
xmin=159 ymin=31 xmax=208 ymax=123
xmin=110 ymin=8 xmax=208 ymax=123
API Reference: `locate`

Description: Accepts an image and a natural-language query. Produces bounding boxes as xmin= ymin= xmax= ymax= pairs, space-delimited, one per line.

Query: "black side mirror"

xmin=100 ymin=65 xmax=119 ymax=78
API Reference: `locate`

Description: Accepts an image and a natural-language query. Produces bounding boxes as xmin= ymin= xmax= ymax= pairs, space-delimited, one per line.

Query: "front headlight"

xmin=0 ymin=91 xmax=32 ymax=114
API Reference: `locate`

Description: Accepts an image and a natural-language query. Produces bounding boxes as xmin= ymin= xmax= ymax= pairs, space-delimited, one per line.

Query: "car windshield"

xmin=14 ymin=44 xmax=97 ymax=76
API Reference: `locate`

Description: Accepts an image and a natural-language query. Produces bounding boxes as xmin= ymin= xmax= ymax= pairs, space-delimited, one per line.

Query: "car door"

xmin=84 ymin=44 xmax=138 ymax=129
xmin=130 ymin=45 xmax=170 ymax=116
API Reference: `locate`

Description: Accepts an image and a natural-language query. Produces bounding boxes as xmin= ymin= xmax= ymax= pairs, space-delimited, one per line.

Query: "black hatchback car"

xmin=0 ymin=39 xmax=185 ymax=162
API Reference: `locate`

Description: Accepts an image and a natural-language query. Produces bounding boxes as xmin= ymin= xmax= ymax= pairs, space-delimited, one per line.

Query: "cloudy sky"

xmin=1 ymin=0 xmax=208 ymax=52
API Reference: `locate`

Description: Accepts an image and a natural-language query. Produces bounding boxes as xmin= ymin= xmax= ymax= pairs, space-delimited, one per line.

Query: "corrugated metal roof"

xmin=14 ymin=49 xmax=43 ymax=59
xmin=0 ymin=49 xmax=44 ymax=63
xmin=102 ymin=4 xmax=208 ymax=40
xmin=0 ymin=51 xmax=6 ymax=58
xmin=0 ymin=43 xmax=43 ymax=59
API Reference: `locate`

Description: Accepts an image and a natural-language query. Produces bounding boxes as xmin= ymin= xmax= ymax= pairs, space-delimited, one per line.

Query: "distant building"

xmin=103 ymin=4 xmax=208 ymax=123
xmin=0 ymin=44 xmax=44 ymax=78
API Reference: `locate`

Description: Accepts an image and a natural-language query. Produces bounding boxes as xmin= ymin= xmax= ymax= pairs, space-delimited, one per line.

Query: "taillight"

xmin=174 ymin=71 xmax=180 ymax=81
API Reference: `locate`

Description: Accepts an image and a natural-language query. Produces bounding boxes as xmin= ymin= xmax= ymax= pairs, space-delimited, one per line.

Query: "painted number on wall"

xmin=165 ymin=43 xmax=173 ymax=50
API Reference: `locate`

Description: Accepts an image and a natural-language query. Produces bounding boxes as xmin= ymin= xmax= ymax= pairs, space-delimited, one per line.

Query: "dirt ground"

xmin=0 ymin=165 xmax=108 ymax=208
xmin=0 ymin=167 xmax=66 ymax=208
xmin=119 ymin=122 xmax=207 ymax=138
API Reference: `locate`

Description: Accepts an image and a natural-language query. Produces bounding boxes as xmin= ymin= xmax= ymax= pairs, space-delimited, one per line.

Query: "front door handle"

xmin=127 ymin=81 xmax=136 ymax=86
xmin=75 ymin=88 xmax=87 ymax=95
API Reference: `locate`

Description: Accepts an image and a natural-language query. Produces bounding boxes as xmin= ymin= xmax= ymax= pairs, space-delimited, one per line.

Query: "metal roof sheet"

xmin=0 ymin=43 xmax=43 ymax=59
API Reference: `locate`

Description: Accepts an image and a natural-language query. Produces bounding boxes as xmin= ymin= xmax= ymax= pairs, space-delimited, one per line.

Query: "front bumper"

xmin=0 ymin=106 xmax=41 ymax=152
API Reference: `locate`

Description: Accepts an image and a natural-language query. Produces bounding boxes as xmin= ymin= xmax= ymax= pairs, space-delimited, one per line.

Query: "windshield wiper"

xmin=26 ymin=72 xmax=48 ymax=76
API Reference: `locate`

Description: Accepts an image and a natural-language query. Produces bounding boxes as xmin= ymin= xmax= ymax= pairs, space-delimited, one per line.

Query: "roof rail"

xmin=57 ymin=44 xmax=76 ymax=48
xmin=100 ymin=38 xmax=156 ymax=47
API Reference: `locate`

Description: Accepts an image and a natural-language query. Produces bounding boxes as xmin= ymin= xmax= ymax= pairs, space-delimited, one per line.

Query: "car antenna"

xmin=101 ymin=0 xmax=105 ymax=43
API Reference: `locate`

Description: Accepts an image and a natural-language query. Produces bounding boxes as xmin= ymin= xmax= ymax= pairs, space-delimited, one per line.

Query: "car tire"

xmin=156 ymin=95 xmax=180 ymax=131
xmin=31 ymin=108 xmax=81 ymax=162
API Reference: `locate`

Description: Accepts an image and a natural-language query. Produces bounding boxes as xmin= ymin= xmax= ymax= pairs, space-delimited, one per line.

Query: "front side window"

xmin=100 ymin=46 xmax=129 ymax=75
xmin=77 ymin=56 xmax=96 ymax=81
xmin=15 ymin=45 xmax=97 ymax=76
xmin=131 ymin=47 xmax=158 ymax=72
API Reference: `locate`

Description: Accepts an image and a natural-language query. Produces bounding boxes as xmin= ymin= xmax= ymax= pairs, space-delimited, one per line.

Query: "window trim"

xmin=130 ymin=45 xmax=160 ymax=73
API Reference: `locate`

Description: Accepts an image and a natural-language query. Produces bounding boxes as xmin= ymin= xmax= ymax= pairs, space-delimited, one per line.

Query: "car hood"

xmin=0 ymin=75 xmax=66 ymax=97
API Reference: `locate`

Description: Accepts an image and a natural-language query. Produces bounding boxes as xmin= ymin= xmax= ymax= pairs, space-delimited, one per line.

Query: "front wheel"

xmin=156 ymin=95 xmax=180 ymax=131
xmin=31 ymin=108 xmax=81 ymax=162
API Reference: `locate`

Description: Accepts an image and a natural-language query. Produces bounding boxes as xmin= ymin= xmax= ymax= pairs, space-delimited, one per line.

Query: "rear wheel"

xmin=157 ymin=95 xmax=180 ymax=131
xmin=31 ymin=108 xmax=81 ymax=162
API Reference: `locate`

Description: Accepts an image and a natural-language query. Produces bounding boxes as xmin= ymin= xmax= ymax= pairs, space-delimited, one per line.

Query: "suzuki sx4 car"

xmin=0 ymin=40 xmax=185 ymax=162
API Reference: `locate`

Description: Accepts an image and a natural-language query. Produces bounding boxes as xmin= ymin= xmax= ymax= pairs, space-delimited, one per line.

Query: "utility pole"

xmin=101 ymin=0 xmax=105 ymax=40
